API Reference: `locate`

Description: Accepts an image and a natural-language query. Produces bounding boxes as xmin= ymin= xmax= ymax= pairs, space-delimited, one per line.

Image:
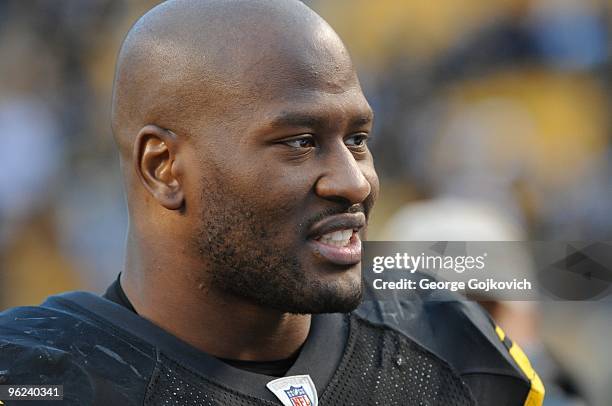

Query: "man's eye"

xmin=283 ymin=136 xmax=315 ymax=148
xmin=345 ymin=133 xmax=369 ymax=147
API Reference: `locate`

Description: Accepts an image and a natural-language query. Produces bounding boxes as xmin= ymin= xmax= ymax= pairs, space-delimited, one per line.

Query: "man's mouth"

xmin=316 ymin=228 xmax=357 ymax=247
xmin=307 ymin=213 xmax=365 ymax=266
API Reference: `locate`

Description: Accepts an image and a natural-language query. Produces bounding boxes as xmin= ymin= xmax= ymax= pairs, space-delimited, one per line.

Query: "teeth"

xmin=319 ymin=229 xmax=354 ymax=247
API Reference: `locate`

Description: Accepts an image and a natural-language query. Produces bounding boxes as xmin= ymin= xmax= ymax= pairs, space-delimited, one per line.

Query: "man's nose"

xmin=314 ymin=146 xmax=371 ymax=205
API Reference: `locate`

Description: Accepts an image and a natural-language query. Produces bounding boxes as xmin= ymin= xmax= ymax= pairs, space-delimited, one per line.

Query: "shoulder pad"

xmin=357 ymin=274 xmax=544 ymax=405
xmin=0 ymin=305 xmax=94 ymax=405
xmin=0 ymin=295 xmax=155 ymax=405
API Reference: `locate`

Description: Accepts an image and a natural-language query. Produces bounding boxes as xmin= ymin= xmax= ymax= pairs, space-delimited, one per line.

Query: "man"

xmin=0 ymin=1 xmax=543 ymax=405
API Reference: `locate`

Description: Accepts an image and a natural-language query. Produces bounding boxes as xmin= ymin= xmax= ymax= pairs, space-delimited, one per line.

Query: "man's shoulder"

xmin=0 ymin=293 xmax=106 ymax=337
xmin=355 ymin=287 xmax=544 ymax=405
xmin=0 ymin=292 xmax=153 ymax=353
xmin=0 ymin=292 xmax=156 ymax=405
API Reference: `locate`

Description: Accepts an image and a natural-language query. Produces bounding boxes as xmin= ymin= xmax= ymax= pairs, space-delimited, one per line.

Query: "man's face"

xmin=182 ymin=43 xmax=379 ymax=314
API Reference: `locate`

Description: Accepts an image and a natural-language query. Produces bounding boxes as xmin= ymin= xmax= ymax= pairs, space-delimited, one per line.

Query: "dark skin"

xmin=111 ymin=0 xmax=379 ymax=362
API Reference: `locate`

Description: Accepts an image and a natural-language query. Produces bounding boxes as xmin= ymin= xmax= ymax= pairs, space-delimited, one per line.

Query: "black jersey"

xmin=0 ymin=288 xmax=543 ymax=405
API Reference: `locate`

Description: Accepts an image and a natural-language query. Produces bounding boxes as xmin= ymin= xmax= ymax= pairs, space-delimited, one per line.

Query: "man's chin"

xmin=268 ymin=279 xmax=364 ymax=315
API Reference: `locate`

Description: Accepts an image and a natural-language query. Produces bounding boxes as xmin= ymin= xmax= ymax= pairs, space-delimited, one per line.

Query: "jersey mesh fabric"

xmin=144 ymin=314 xmax=475 ymax=406
xmin=145 ymin=355 xmax=278 ymax=406
xmin=319 ymin=315 xmax=475 ymax=405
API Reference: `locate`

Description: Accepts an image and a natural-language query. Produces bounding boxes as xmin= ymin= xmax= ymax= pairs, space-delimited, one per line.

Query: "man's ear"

xmin=133 ymin=125 xmax=184 ymax=210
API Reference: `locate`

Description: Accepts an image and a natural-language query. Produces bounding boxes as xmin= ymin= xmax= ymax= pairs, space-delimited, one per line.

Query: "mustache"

xmin=301 ymin=193 xmax=375 ymax=233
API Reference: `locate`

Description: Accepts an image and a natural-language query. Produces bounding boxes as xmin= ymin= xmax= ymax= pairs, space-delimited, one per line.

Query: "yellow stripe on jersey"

xmin=495 ymin=325 xmax=545 ymax=406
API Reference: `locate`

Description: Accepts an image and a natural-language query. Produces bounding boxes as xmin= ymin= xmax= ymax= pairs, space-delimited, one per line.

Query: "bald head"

xmin=111 ymin=0 xmax=356 ymax=157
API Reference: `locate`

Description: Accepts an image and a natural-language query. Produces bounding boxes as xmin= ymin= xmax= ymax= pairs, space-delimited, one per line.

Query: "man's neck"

xmin=120 ymin=266 xmax=311 ymax=361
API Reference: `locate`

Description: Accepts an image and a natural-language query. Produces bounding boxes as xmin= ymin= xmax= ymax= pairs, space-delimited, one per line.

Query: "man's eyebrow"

xmin=267 ymin=111 xmax=374 ymax=129
xmin=349 ymin=114 xmax=374 ymax=127
xmin=267 ymin=112 xmax=323 ymax=128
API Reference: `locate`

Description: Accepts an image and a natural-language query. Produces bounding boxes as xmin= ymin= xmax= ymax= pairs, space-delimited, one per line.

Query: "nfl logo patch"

xmin=267 ymin=374 xmax=318 ymax=406
xmin=284 ymin=386 xmax=312 ymax=406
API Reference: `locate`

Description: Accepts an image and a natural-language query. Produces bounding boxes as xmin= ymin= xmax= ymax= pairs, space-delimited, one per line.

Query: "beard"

xmin=193 ymin=181 xmax=366 ymax=314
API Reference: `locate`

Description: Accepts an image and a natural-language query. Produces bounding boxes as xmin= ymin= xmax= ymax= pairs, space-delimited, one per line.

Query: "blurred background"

xmin=0 ymin=0 xmax=611 ymax=404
